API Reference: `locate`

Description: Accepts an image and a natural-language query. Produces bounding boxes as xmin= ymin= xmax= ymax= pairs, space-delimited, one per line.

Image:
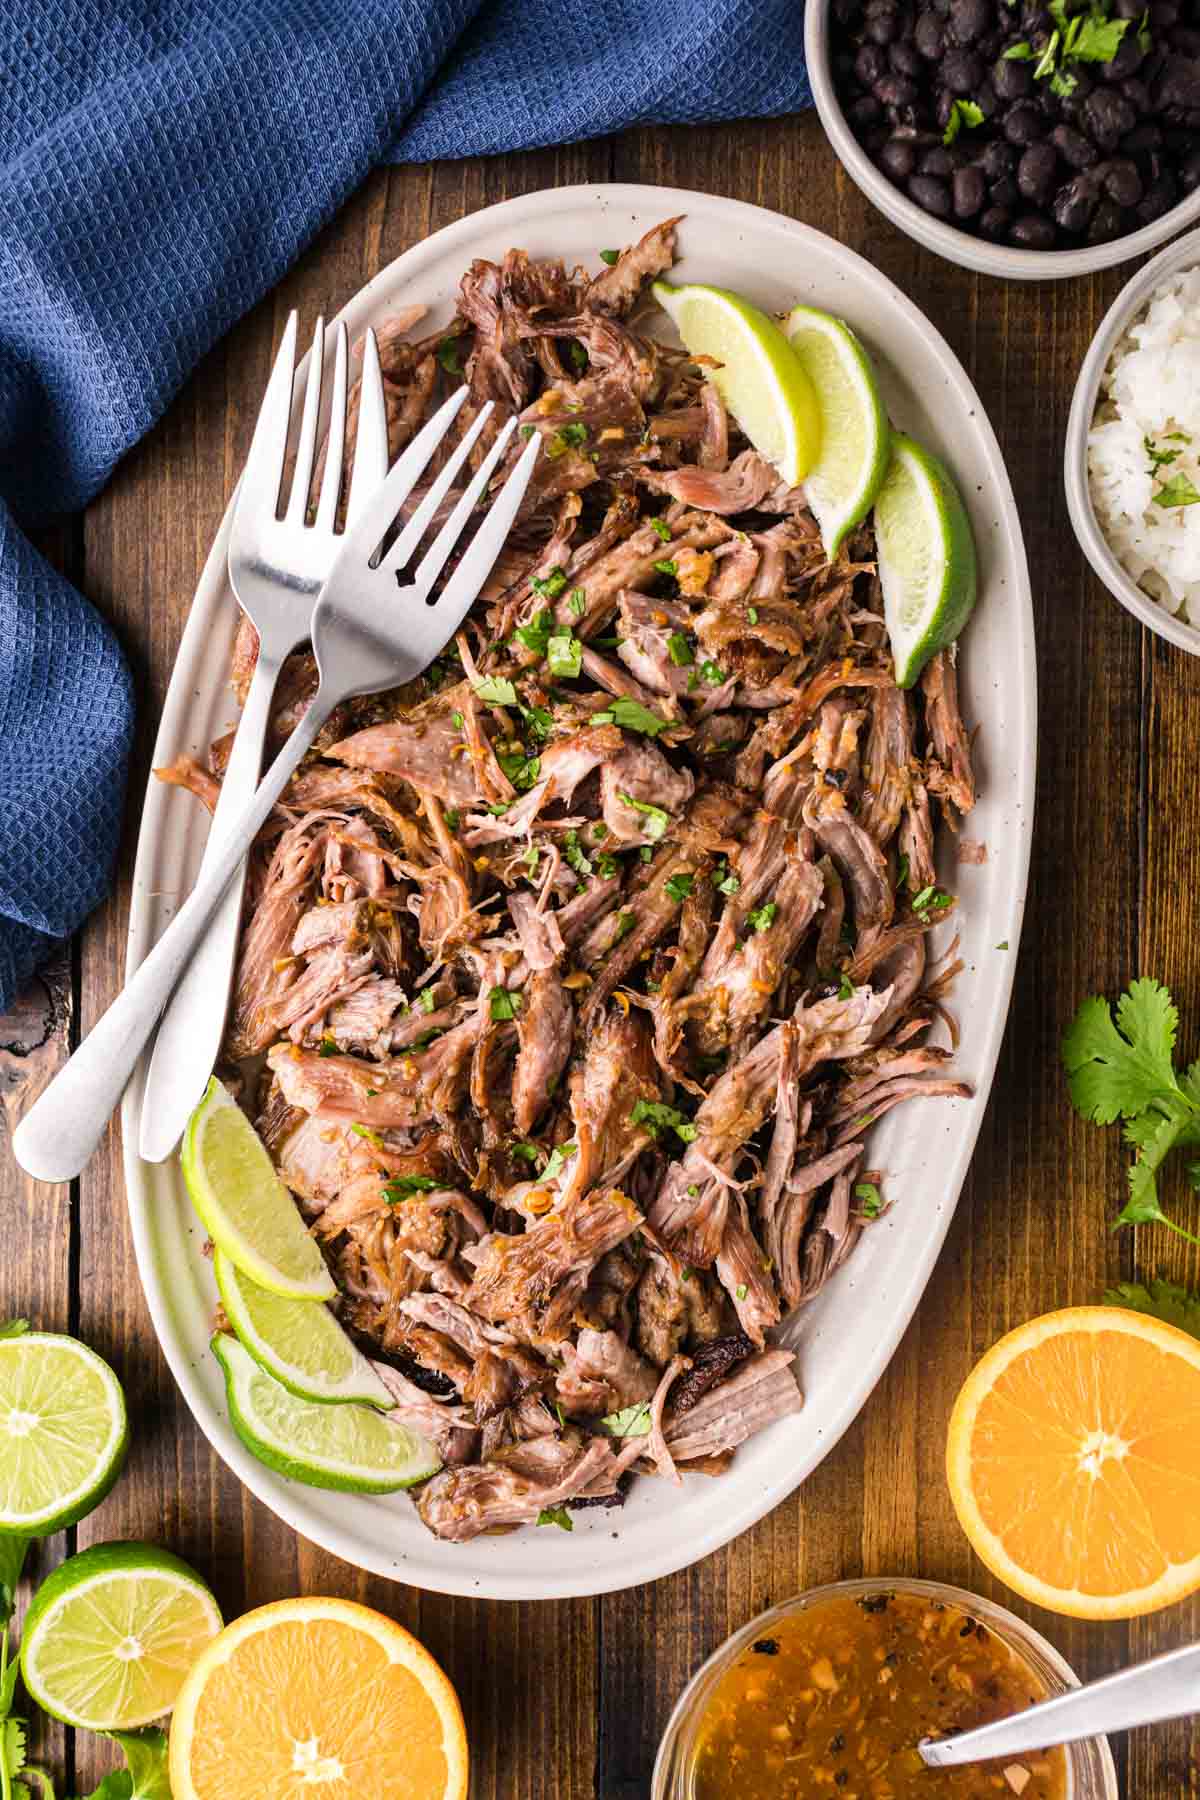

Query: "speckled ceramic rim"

xmin=1065 ymin=222 xmax=1200 ymax=654
xmin=805 ymin=0 xmax=1200 ymax=282
xmin=652 ymin=1577 xmax=1119 ymax=1799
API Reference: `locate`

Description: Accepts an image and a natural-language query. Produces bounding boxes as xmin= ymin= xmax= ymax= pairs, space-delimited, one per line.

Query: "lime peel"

xmin=0 ymin=1332 xmax=128 ymax=1534
xmin=783 ymin=303 xmax=891 ymax=557
xmin=214 ymin=1251 xmax=393 ymax=1409
xmin=874 ymin=433 xmax=977 ymax=689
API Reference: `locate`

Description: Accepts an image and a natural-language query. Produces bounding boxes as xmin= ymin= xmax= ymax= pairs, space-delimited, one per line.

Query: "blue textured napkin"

xmin=0 ymin=0 xmax=810 ymax=1011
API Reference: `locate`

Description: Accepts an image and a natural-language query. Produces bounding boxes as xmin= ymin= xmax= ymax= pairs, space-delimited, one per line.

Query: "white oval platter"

xmin=122 ymin=183 xmax=1035 ymax=1601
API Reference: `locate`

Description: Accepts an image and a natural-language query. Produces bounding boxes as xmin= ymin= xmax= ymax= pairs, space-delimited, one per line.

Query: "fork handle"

xmin=137 ymin=655 xmax=281 ymax=1163
xmin=12 ymin=692 xmax=335 ymax=1184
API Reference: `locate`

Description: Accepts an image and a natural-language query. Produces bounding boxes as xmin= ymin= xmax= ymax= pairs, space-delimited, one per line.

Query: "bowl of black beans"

xmin=807 ymin=0 xmax=1200 ymax=275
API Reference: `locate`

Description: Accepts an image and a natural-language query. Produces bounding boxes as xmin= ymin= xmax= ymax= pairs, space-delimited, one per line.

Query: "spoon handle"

xmin=920 ymin=1641 xmax=1200 ymax=1768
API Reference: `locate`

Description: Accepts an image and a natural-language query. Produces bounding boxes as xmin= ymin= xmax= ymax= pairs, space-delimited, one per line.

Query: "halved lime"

xmin=20 ymin=1541 xmax=223 ymax=1730
xmin=214 ymin=1251 xmax=393 ymax=1409
xmin=873 ymin=434 xmax=978 ymax=689
xmin=653 ymin=280 xmax=820 ymax=486
xmin=213 ymin=1336 xmax=441 ymax=1493
xmin=0 ymin=1331 xmax=128 ymax=1535
xmin=783 ymin=304 xmax=891 ymax=557
xmin=181 ymin=1078 xmax=335 ymax=1301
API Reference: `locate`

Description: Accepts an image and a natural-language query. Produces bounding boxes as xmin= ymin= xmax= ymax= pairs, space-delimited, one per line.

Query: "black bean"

xmin=1018 ymin=140 xmax=1059 ymax=199
xmin=1102 ymin=156 xmax=1144 ymax=204
xmin=953 ymin=164 xmax=988 ymax=213
xmin=1137 ymin=169 xmax=1180 ymax=219
xmin=993 ymin=56 xmax=1033 ymax=100
xmin=1150 ymin=0 xmax=1180 ymax=26
xmin=866 ymin=7 xmax=901 ymax=41
xmin=856 ymin=42 xmax=888 ymax=82
xmin=979 ymin=203 xmax=1012 ymax=236
xmin=833 ymin=0 xmax=863 ymax=22
xmin=1051 ymin=122 xmax=1100 ymax=166
xmin=890 ymin=39 xmax=923 ymax=73
xmin=834 ymin=50 xmax=860 ymax=82
xmin=1114 ymin=0 xmax=1143 ymax=17
xmin=975 ymin=76 xmax=1003 ymax=115
xmin=1010 ymin=212 xmax=1058 ymax=245
xmin=1156 ymin=51 xmax=1200 ymax=107
xmin=1101 ymin=37 xmax=1145 ymax=80
xmin=990 ymin=174 xmax=1021 ymax=207
xmin=1021 ymin=2 xmax=1053 ymax=33
xmin=908 ymin=171 xmax=954 ymax=213
xmin=978 ymin=138 xmax=1016 ymax=180
xmin=849 ymin=93 xmax=885 ymax=125
xmin=919 ymin=145 xmax=957 ymax=175
xmin=941 ymin=45 xmax=984 ymax=88
xmin=949 ymin=0 xmax=989 ymax=40
xmin=1082 ymin=87 xmax=1137 ymax=149
xmin=1120 ymin=79 xmax=1153 ymax=114
xmin=876 ymin=71 xmax=920 ymax=102
xmin=880 ymin=135 xmax=920 ymax=177
xmin=1181 ymin=146 xmax=1200 ymax=192
xmin=1088 ymin=197 xmax=1127 ymax=238
xmin=1004 ymin=102 xmax=1046 ymax=143
xmin=1171 ymin=24 xmax=1200 ymax=50
xmin=1054 ymin=172 xmax=1101 ymax=230
xmin=914 ymin=9 xmax=944 ymax=54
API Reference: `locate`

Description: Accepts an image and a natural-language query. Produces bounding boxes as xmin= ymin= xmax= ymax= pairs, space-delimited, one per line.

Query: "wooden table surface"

xmin=3 ymin=108 xmax=1198 ymax=1797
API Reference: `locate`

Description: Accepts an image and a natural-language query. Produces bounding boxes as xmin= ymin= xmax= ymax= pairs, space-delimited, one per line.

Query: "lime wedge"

xmin=0 ymin=1331 xmax=128 ymax=1534
xmin=653 ymin=280 xmax=820 ymax=486
xmin=214 ymin=1251 xmax=393 ymax=1409
xmin=20 ymin=1541 xmax=222 ymax=1730
xmin=181 ymin=1078 xmax=335 ymax=1301
xmin=873 ymin=434 xmax=978 ymax=689
xmin=213 ymin=1335 xmax=441 ymax=1492
xmin=783 ymin=304 xmax=891 ymax=557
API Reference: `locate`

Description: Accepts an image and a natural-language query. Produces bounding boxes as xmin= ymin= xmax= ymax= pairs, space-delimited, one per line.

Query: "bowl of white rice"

xmin=1066 ymin=226 xmax=1200 ymax=656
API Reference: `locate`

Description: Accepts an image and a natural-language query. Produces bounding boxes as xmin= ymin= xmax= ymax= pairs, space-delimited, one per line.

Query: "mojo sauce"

xmin=691 ymin=1592 xmax=1067 ymax=1800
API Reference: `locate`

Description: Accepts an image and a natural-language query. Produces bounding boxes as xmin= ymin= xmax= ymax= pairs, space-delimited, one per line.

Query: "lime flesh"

xmin=653 ymin=280 xmax=820 ymax=486
xmin=181 ymin=1078 xmax=335 ymax=1301
xmin=214 ymin=1251 xmax=393 ymax=1408
xmin=874 ymin=433 xmax=977 ymax=688
xmin=213 ymin=1335 xmax=441 ymax=1493
xmin=783 ymin=304 xmax=891 ymax=557
xmin=0 ymin=1333 xmax=128 ymax=1534
xmin=20 ymin=1541 xmax=222 ymax=1730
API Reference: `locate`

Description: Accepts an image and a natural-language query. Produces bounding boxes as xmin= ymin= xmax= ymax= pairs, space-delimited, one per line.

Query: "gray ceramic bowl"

xmin=1065 ymin=223 xmax=1200 ymax=655
xmin=805 ymin=0 xmax=1200 ymax=282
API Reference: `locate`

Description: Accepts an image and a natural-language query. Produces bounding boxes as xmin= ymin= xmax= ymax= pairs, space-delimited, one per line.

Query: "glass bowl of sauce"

xmin=653 ymin=1578 xmax=1118 ymax=1800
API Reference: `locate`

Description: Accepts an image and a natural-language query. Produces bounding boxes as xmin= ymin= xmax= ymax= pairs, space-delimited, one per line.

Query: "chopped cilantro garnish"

xmin=537 ymin=1505 xmax=573 ymax=1529
xmin=498 ymin=749 xmax=542 ymax=792
xmin=735 ymin=1283 xmax=748 ymax=1301
xmin=564 ymin=829 xmax=593 ymax=878
xmin=444 ymin=808 xmax=460 ymax=830
xmin=838 ymin=971 xmax=854 ymax=1000
xmin=649 ymin=516 xmax=672 ymax=542
xmin=557 ymin=422 xmax=588 ymax=449
xmin=712 ymin=863 xmax=740 ymax=896
xmin=543 ymin=1141 xmax=578 ymax=1182
xmin=619 ymin=791 xmax=670 ymax=839
xmin=381 ymin=1173 xmax=441 ymax=1204
xmin=912 ymin=885 xmax=953 ymax=920
xmin=943 ymin=97 xmax=985 ymax=145
xmin=519 ymin=423 xmax=537 ymax=441
xmin=1002 ymin=39 xmax=1036 ymax=56
xmin=605 ymin=695 xmax=667 ymax=737
xmin=511 ymin=1141 xmax=540 ymax=1163
xmin=667 ymin=631 xmax=693 ymax=667
xmin=351 ymin=1123 xmax=384 ymax=1147
xmin=747 ymin=902 xmax=778 ymax=933
xmin=489 ymin=986 xmax=521 ymax=1022
xmin=513 ymin=608 xmax=554 ymax=656
xmin=473 ymin=674 xmax=517 ymax=706
xmin=700 ymin=659 xmax=726 ymax=685
xmin=653 ymin=558 xmax=678 ymax=578
xmin=630 ymin=1098 xmax=698 ymax=1143
xmin=598 ymin=248 xmax=620 ymax=265
xmin=531 ymin=565 xmax=568 ymax=601
xmin=318 ymin=1035 xmax=338 ymax=1057
xmin=416 ymin=986 xmax=437 ymax=1014
xmin=1154 ymin=473 xmax=1200 ymax=509
xmin=665 ymin=873 xmax=694 ymax=903
xmin=614 ymin=910 xmax=636 ymax=942
xmin=599 ymin=1402 xmax=652 ymax=1438
xmin=568 ymin=588 xmax=586 ymax=617
xmin=547 ymin=631 xmax=582 ymax=679
xmin=855 ymin=1181 xmax=884 ymax=1219
xmin=747 ymin=606 xmax=759 ymax=625
xmin=436 ymin=334 xmax=463 ymax=375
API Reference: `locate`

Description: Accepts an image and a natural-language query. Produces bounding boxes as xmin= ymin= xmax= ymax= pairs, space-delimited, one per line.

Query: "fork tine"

xmin=349 ymin=384 xmax=471 ymax=565
xmin=344 ymin=328 xmax=388 ymax=529
xmin=313 ymin=322 xmax=348 ymax=535
xmin=235 ymin=311 xmax=299 ymax=526
xmin=430 ymin=433 xmax=541 ymax=630
xmin=410 ymin=416 xmax=521 ymax=595
xmin=383 ymin=403 xmax=494 ymax=574
xmin=284 ymin=316 xmax=325 ymax=525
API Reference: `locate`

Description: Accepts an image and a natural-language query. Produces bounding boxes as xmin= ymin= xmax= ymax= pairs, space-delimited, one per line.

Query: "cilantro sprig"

xmin=1105 ymin=1277 xmax=1200 ymax=1340
xmin=1063 ymin=977 xmax=1200 ymax=1242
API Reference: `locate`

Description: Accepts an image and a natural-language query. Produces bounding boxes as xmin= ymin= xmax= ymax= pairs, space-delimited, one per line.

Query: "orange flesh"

xmin=690 ymin=1593 xmax=1066 ymax=1800
xmin=970 ymin=1328 xmax=1200 ymax=1597
xmin=186 ymin=1617 xmax=451 ymax=1799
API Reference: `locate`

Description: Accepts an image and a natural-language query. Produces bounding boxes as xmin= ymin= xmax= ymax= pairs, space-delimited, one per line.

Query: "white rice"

xmin=1088 ymin=267 xmax=1200 ymax=625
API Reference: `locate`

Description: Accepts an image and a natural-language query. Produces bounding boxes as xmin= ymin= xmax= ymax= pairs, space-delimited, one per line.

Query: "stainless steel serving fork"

xmin=138 ymin=312 xmax=389 ymax=1164
xmin=13 ymin=386 xmax=539 ymax=1184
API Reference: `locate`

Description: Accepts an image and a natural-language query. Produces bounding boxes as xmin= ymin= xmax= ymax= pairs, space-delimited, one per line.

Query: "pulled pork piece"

xmin=512 ymin=970 xmax=573 ymax=1136
xmin=585 ymin=217 xmax=681 ymax=315
xmin=922 ymin=649 xmax=976 ymax=819
xmin=663 ymin=1350 xmax=803 ymax=1462
xmin=328 ymin=698 xmax=481 ymax=808
xmin=465 ymin=1187 xmax=643 ymax=1342
xmin=555 ymin=1327 xmax=658 ymax=1417
xmin=226 ymin=816 xmax=327 ymax=1058
xmin=643 ymin=449 xmax=778 ymax=515
xmin=417 ymin=1436 xmax=626 ymax=1542
xmin=155 ymin=753 xmax=219 ymax=814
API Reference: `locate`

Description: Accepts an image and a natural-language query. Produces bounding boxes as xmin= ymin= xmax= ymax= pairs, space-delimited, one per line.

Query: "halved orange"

xmin=168 ymin=1596 xmax=468 ymax=1800
xmin=947 ymin=1306 xmax=1200 ymax=1620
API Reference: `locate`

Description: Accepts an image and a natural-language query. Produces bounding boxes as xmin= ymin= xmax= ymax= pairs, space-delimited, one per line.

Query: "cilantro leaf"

xmin=0 ymin=1543 xmax=28 ymax=1633
xmin=0 ymin=1324 xmax=29 ymax=1344
xmin=747 ymin=902 xmax=778 ymax=933
xmin=542 ymin=1141 xmax=578 ymax=1183
xmin=1154 ymin=473 xmax=1200 ymax=509
xmin=546 ymin=631 xmax=581 ymax=679
xmin=666 ymin=631 xmax=693 ymax=667
xmin=855 ymin=1181 xmax=884 ymax=1218
xmin=488 ymin=986 xmax=520 ymax=1022
xmin=1105 ymin=1278 xmax=1200 ymax=1341
xmin=602 ymin=696 xmax=667 ymax=737
xmin=1069 ymin=12 xmax=1129 ymax=59
xmin=563 ymin=829 xmax=593 ymax=879
xmin=537 ymin=1505 xmax=573 ymax=1530
xmin=512 ymin=608 xmax=554 ymax=657
xmin=1063 ymin=979 xmax=1180 ymax=1123
xmin=381 ymin=1173 xmax=441 ymax=1204
xmin=629 ymin=1098 xmax=697 ymax=1144
xmin=664 ymin=873 xmax=694 ymax=903
xmin=598 ymin=1402 xmax=653 ymax=1438
xmin=618 ymin=792 xmax=669 ymax=839
xmin=598 ymin=248 xmax=620 ymax=265
xmin=943 ymin=98 xmax=985 ymax=145
xmin=472 ymin=675 xmax=517 ymax=706
xmin=1002 ymin=39 xmax=1036 ymax=56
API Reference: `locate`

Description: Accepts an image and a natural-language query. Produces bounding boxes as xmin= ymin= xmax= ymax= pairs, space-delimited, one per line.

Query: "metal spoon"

xmin=919 ymin=1640 xmax=1200 ymax=1769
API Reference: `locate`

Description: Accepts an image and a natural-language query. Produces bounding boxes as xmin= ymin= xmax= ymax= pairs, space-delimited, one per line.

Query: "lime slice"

xmin=20 ymin=1541 xmax=223 ymax=1730
xmin=0 ymin=1331 xmax=128 ymax=1534
xmin=214 ymin=1251 xmax=393 ymax=1409
xmin=213 ymin=1335 xmax=441 ymax=1492
xmin=181 ymin=1078 xmax=335 ymax=1301
xmin=653 ymin=280 xmax=820 ymax=486
xmin=783 ymin=304 xmax=891 ymax=557
xmin=873 ymin=434 xmax=978 ymax=689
